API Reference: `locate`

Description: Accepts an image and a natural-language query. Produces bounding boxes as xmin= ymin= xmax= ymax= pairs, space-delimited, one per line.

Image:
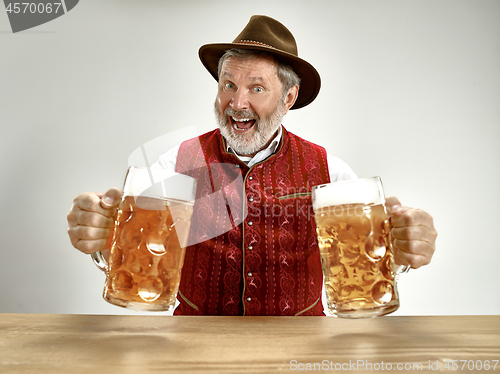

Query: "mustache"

xmin=224 ymin=108 xmax=260 ymax=122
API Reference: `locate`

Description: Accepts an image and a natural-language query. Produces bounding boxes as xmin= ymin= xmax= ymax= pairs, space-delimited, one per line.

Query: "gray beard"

xmin=215 ymin=101 xmax=286 ymax=156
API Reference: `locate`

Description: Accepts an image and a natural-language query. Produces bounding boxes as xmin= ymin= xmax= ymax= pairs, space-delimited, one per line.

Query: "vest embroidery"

xmin=174 ymin=127 xmax=330 ymax=316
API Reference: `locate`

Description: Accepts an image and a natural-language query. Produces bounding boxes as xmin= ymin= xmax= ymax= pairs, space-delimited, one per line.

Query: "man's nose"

xmin=230 ymin=89 xmax=250 ymax=111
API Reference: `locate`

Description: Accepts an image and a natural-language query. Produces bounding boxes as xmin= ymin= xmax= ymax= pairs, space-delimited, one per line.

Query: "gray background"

xmin=1 ymin=0 xmax=498 ymax=316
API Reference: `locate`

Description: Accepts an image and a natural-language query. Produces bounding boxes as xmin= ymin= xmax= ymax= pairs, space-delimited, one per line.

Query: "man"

xmin=67 ymin=15 xmax=437 ymax=316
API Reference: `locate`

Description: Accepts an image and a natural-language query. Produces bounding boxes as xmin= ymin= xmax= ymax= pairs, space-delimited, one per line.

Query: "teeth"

xmin=231 ymin=116 xmax=254 ymax=131
xmin=232 ymin=117 xmax=251 ymax=122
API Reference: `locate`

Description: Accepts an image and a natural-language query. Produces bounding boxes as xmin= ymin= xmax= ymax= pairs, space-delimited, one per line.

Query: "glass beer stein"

xmin=312 ymin=177 xmax=408 ymax=318
xmin=92 ymin=166 xmax=196 ymax=311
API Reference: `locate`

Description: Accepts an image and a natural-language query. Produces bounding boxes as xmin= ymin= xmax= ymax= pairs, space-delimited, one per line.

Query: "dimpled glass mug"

xmin=312 ymin=177 xmax=408 ymax=318
xmin=92 ymin=166 xmax=196 ymax=311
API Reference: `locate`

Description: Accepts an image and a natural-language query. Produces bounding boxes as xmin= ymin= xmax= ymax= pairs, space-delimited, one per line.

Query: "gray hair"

xmin=217 ymin=49 xmax=301 ymax=99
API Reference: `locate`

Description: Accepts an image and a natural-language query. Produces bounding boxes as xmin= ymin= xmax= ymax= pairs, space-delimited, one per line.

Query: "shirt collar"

xmin=226 ymin=126 xmax=283 ymax=166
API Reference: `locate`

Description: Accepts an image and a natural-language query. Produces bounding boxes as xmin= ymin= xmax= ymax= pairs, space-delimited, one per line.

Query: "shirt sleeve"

xmin=327 ymin=153 xmax=358 ymax=182
xmin=150 ymin=144 xmax=180 ymax=171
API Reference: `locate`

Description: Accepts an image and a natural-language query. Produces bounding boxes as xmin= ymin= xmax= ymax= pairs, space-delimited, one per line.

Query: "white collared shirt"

xmin=227 ymin=126 xmax=283 ymax=168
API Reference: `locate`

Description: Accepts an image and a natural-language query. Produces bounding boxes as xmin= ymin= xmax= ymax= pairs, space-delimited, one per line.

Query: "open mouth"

xmin=230 ymin=116 xmax=256 ymax=133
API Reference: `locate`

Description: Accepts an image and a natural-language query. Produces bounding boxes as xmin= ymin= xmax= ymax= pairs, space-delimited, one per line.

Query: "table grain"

xmin=0 ymin=314 xmax=499 ymax=373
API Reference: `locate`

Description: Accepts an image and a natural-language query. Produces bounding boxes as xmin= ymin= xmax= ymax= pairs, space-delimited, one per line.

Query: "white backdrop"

xmin=1 ymin=0 xmax=499 ymax=316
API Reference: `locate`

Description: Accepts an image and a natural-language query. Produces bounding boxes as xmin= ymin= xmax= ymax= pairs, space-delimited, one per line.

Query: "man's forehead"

xmin=220 ymin=70 xmax=266 ymax=82
xmin=220 ymin=56 xmax=278 ymax=81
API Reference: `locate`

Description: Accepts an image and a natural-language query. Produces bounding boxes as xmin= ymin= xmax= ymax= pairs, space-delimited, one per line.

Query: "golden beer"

xmin=312 ymin=178 xmax=403 ymax=318
xmin=92 ymin=167 xmax=196 ymax=312
xmin=103 ymin=196 xmax=193 ymax=311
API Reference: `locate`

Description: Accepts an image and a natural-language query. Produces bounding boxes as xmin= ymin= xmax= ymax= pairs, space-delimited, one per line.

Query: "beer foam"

xmin=125 ymin=167 xmax=197 ymax=203
xmin=312 ymin=177 xmax=384 ymax=211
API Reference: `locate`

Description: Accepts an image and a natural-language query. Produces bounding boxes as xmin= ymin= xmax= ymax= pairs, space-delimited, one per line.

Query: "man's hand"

xmin=67 ymin=188 xmax=122 ymax=254
xmin=386 ymin=196 xmax=437 ymax=269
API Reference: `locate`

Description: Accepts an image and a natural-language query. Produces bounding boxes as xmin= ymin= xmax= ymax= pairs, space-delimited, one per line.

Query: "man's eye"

xmin=253 ymin=87 xmax=263 ymax=93
xmin=225 ymin=83 xmax=235 ymax=89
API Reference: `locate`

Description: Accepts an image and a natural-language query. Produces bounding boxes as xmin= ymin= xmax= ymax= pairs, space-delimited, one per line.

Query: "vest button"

xmin=248 ymin=176 xmax=253 ymax=181
xmin=248 ymin=245 xmax=253 ymax=250
xmin=248 ymin=221 xmax=253 ymax=226
xmin=248 ymin=197 xmax=254 ymax=202
xmin=247 ymin=272 xmax=253 ymax=277
xmin=246 ymin=297 xmax=252 ymax=302
xmin=235 ymin=164 xmax=240 ymax=168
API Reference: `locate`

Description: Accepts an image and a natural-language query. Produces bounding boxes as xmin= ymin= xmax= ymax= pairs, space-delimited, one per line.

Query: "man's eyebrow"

xmin=220 ymin=71 xmax=233 ymax=79
xmin=220 ymin=71 xmax=265 ymax=83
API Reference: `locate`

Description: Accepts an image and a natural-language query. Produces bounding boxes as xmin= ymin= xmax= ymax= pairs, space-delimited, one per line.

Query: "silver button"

xmin=235 ymin=164 xmax=240 ymax=168
xmin=246 ymin=297 xmax=251 ymax=302
xmin=248 ymin=272 xmax=253 ymax=277
xmin=248 ymin=176 xmax=253 ymax=180
xmin=248 ymin=221 xmax=253 ymax=226
xmin=248 ymin=197 xmax=254 ymax=202
xmin=248 ymin=245 xmax=253 ymax=250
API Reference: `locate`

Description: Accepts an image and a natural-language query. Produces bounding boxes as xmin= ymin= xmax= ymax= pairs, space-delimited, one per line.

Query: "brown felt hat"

xmin=199 ymin=15 xmax=321 ymax=109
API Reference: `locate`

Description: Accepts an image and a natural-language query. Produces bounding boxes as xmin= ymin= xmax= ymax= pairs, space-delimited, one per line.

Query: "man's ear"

xmin=283 ymin=85 xmax=299 ymax=112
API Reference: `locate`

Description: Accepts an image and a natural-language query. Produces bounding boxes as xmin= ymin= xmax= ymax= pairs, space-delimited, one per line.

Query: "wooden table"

xmin=0 ymin=314 xmax=499 ymax=373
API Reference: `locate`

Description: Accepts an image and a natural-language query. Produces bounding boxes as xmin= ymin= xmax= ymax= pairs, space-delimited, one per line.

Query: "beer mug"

xmin=92 ymin=166 xmax=196 ymax=311
xmin=312 ymin=177 xmax=408 ymax=318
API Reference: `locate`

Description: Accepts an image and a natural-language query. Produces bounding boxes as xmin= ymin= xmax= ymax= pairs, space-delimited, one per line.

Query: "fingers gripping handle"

xmin=91 ymin=213 xmax=117 ymax=273
xmin=388 ymin=224 xmax=410 ymax=279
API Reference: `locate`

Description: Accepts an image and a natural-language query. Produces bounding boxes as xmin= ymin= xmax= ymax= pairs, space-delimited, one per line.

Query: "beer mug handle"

xmin=388 ymin=221 xmax=410 ymax=279
xmin=90 ymin=205 xmax=119 ymax=272
xmin=395 ymin=264 xmax=410 ymax=279
xmin=91 ymin=251 xmax=109 ymax=273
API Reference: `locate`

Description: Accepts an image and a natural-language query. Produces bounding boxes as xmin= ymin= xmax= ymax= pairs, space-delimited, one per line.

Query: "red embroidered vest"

xmin=174 ymin=127 xmax=330 ymax=315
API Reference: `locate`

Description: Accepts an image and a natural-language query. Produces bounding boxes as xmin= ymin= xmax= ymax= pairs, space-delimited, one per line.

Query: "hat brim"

xmin=199 ymin=43 xmax=321 ymax=110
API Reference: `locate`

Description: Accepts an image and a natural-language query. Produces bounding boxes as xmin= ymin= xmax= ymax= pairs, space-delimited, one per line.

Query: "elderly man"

xmin=67 ymin=15 xmax=437 ymax=316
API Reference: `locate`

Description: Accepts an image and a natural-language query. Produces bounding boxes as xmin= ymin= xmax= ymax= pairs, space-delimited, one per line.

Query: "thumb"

xmin=385 ymin=196 xmax=403 ymax=217
xmin=100 ymin=187 xmax=123 ymax=209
